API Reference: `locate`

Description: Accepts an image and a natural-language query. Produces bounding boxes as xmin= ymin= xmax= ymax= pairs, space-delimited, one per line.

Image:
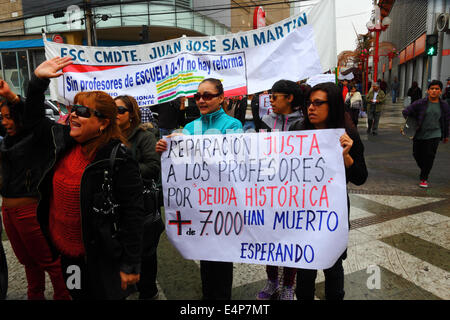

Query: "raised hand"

xmin=0 ymin=80 xmax=18 ymax=102
xmin=34 ymin=56 xmax=73 ymax=79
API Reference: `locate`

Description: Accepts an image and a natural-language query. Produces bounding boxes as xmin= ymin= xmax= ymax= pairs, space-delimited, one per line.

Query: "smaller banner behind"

xmin=161 ymin=130 xmax=349 ymax=270
xmin=61 ymin=52 xmax=248 ymax=106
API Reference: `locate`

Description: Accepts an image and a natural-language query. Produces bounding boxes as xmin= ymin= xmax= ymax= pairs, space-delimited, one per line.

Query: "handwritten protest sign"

xmin=44 ymin=0 xmax=336 ymax=105
xmin=161 ymin=130 xmax=348 ymax=270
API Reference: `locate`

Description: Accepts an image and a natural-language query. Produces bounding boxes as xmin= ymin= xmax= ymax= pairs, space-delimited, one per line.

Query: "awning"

xmin=0 ymin=38 xmax=50 ymax=50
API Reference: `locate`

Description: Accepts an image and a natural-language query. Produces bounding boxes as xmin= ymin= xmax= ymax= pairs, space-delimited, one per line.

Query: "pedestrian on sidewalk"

xmin=366 ymin=82 xmax=386 ymax=135
xmin=290 ymin=82 xmax=368 ymax=300
xmin=402 ymin=80 xmax=450 ymax=188
xmin=442 ymin=77 xmax=450 ymax=106
xmin=0 ymin=80 xmax=71 ymax=300
xmin=407 ymin=81 xmax=422 ymax=104
xmin=391 ymin=77 xmax=400 ymax=103
xmin=345 ymin=85 xmax=363 ymax=127
xmin=256 ymin=80 xmax=304 ymax=301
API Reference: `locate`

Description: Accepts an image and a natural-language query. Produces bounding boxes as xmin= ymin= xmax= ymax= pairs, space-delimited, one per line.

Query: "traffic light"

xmin=426 ymin=34 xmax=438 ymax=56
xmin=140 ymin=25 xmax=149 ymax=43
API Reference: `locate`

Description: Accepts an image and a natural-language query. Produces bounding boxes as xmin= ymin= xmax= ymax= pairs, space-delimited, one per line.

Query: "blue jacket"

xmin=183 ymin=108 xmax=243 ymax=135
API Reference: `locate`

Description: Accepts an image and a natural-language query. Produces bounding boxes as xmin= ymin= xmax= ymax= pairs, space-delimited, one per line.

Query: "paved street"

xmin=2 ymin=97 xmax=449 ymax=300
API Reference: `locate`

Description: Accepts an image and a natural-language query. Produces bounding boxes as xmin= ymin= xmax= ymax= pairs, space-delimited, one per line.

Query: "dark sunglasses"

xmin=307 ymin=100 xmax=328 ymax=107
xmin=269 ymin=93 xmax=288 ymax=101
xmin=194 ymin=92 xmax=221 ymax=101
xmin=117 ymin=106 xmax=129 ymax=114
xmin=70 ymin=104 xmax=106 ymax=119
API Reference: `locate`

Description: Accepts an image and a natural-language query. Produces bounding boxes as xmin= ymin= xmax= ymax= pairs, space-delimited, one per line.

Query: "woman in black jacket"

xmin=25 ymin=57 xmax=145 ymax=300
xmin=291 ymin=82 xmax=368 ymax=300
xmin=115 ymin=95 xmax=162 ymax=300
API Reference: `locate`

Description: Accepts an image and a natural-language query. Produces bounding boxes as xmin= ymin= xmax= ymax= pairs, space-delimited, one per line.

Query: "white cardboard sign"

xmin=161 ymin=130 xmax=348 ymax=270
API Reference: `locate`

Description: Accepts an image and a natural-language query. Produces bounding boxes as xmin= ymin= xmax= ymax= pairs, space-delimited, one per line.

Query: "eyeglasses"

xmin=269 ymin=93 xmax=288 ymax=101
xmin=194 ymin=92 xmax=221 ymax=101
xmin=307 ymin=100 xmax=328 ymax=107
xmin=117 ymin=106 xmax=129 ymax=114
xmin=70 ymin=104 xmax=106 ymax=119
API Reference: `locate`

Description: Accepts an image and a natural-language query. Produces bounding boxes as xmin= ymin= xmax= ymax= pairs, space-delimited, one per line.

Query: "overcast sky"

xmin=335 ymin=0 xmax=374 ymax=54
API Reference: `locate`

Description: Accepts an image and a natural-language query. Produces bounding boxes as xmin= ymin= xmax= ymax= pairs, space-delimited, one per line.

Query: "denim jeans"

xmin=391 ymin=89 xmax=398 ymax=103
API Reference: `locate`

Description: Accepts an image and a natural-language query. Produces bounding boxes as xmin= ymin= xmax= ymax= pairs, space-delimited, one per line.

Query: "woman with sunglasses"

xmin=20 ymin=57 xmax=145 ymax=300
xmin=114 ymin=95 xmax=162 ymax=300
xmin=156 ymin=78 xmax=242 ymax=300
xmin=0 ymin=81 xmax=70 ymax=300
xmin=290 ymin=82 xmax=367 ymax=300
xmin=256 ymin=80 xmax=304 ymax=300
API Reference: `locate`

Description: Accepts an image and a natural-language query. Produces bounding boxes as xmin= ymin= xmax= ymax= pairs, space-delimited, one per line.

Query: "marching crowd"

xmin=0 ymin=56 xmax=448 ymax=300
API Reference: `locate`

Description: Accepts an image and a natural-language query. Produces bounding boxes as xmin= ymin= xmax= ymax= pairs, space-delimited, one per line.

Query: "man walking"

xmin=366 ymin=82 xmax=386 ymax=135
xmin=402 ymin=80 xmax=450 ymax=188
xmin=391 ymin=77 xmax=399 ymax=103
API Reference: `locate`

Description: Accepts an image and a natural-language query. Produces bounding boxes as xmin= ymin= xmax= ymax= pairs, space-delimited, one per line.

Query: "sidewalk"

xmin=2 ymin=98 xmax=449 ymax=300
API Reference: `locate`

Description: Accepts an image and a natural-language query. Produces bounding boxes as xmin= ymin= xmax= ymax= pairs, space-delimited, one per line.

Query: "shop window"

xmin=1 ymin=52 xmax=20 ymax=94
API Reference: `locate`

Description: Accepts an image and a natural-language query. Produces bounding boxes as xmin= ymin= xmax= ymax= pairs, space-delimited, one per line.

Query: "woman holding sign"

xmin=257 ymin=80 xmax=304 ymax=300
xmin=290 ymin=82 xmax=367 ymax=300
xmin=156 ymin=78 xmax=242 ymax=300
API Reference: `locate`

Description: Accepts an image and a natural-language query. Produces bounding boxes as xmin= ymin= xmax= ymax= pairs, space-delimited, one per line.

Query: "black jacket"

xmin=128 ymin=126 xmax=161 ymax=181
xmin=290 ymin=120 xmax=367 ymax=186
xmin=0 ymin=98 xmax=56 ymax=198
xmin=251 ymin=94 xmax=263 ymax=131
xmin=26 ymin=76 xmax=145 ymax=299
xmin=407 ymin=86 xmax=422 ymax=103
xmin=150 ymin=99 xmax=183 ymax=130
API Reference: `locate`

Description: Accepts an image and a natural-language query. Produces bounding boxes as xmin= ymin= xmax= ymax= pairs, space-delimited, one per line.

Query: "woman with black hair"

xmin=257 ymin=80 xmax=304 ymax=300
xmin=0 ymin=80 xmax=70 ymax=300
xmin=259 ymin=80 xmax=304 ymax=132
xmin=290 ymin=82 xmax=368 ymax=300
xmin=115 ymin=95 xmax=162 ymax=299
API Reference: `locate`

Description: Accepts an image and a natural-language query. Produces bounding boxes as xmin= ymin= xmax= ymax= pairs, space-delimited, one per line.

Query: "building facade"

xmin=378 ymin=0 xmax=450 ymax=99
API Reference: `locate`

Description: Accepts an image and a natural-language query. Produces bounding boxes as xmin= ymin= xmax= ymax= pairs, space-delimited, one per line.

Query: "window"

xmin=1 ymin=52 xmax=19 ymax=93
xmin=176 ymin=0 xmax=191 ymax=8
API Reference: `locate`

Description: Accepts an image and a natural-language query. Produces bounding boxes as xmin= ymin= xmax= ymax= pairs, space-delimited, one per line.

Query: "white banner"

xmin=161 ymin=130 xmax=348 ymax=270
xmin=44 ymin=0 xmax=336 ymax=105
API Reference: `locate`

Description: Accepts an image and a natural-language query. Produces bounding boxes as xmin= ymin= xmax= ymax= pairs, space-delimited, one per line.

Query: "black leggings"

xmin=295 ymin=256 xmax=345 ymax=300
xmin=413 ymin=137 xmax=440 ymax=180
xmin=200 ymin=260 xmax=233 ymax=300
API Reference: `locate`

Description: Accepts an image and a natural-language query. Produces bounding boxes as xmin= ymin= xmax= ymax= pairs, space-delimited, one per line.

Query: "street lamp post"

xmin=366 ymin=4 xmax=392 ymax=83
